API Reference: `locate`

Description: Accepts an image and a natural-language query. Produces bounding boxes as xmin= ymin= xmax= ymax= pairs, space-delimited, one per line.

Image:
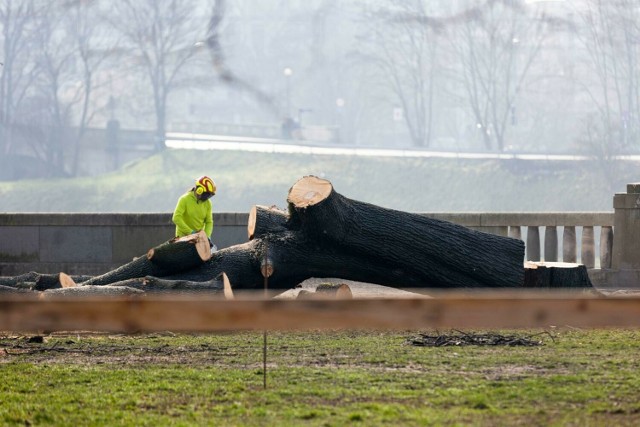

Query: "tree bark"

xmin=287 ymin=176 xmax=525 ymax=288
xmin=43 ymin=285 xmax=144 ymax=297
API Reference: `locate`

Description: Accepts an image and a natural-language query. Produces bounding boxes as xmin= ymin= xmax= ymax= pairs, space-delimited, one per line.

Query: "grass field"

xmin=2 ymin=329 xmax=640 ymax=426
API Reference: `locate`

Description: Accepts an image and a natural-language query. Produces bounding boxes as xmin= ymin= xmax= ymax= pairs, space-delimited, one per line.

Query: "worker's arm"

xmin=172 ymin=197 xmax=192 ymax=237
xmin=204 ymin=201 xmax=214 ymax=238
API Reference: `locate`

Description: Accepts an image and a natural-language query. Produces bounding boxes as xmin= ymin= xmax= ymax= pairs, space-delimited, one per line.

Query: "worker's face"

xmin=197 ymin=191 xmax=214 ymax=202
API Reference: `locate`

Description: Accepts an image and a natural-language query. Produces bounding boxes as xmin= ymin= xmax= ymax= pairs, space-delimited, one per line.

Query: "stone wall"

xmin=0 ymin=213 xmax=248 ymax=276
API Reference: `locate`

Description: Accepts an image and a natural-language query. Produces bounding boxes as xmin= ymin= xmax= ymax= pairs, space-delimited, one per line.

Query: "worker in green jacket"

xmin=172 ymin=176 xmax=217 ymax=250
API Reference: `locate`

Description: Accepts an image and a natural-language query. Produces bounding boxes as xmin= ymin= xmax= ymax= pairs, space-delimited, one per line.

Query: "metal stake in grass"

xmin=260 ymin=247 xmax=273 ymax=390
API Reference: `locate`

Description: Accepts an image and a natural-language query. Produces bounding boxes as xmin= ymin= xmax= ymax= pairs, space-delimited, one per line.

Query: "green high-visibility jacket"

xmin=172 ymin=191 xmax=213 ymax=238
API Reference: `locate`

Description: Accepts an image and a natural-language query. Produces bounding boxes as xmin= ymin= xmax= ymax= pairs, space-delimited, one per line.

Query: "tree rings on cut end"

xmin=248 ymin=205 xmax=258 ymax=239
xmin=222 ymin=273 xmax=234 ymax=300
xmin=59 ymin=272 xmax=77 ymax=288
xmin=288 ymin=176 xmax=332 ymax=207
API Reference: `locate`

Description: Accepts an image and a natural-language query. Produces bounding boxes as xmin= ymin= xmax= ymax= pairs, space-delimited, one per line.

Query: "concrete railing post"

xmin=508 ymin=226 xmax=522 ymax=240
xmin=581 ymin=226 xmax=595 ymax=268
xmin=544 ymin=226 xmax=558 ymax=262
xmin=611 ymin=183 xmax=640 ymax=286
xmin=600 ymin=226 xmax=613 ymax=269
xmin=563 ymin=226 xmax=577 ymax=263
xmin=526 ymin=226 xmax=540 ymax=261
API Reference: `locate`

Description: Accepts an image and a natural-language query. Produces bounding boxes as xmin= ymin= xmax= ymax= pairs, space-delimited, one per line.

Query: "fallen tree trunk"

xmin=287 ymin=176 xmax=526 ymax=288
xmin=165 ymin=231 xmax=433 ymax=289
xmin=78 ymin=231 xmax=211 ymax=287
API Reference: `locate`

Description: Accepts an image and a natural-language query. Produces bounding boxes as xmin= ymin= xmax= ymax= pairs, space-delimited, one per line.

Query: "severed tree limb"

xmin=141 ymin=275 xmax=224 ymax=293
xmin=148 ymin=231 xmax=211 ymax=269
xmin=0 ymin=272 xmax=91 ymax=291
xmin=43 ymin=285 xmax=144 ymax=298
xmin=78 ymin=231 xmax=211 ymax=287
xmin=287 ymin=176 xmax=526 ymax=288
xmin=248 ymin=205 xmax=291 ymax=240
xmin=100 ymin=274 xmax=228 ymax=296
xmin=0 ymin=272 xmax=40 ymax=287
xmin=0 ymin=284 xmax=35 ymax=294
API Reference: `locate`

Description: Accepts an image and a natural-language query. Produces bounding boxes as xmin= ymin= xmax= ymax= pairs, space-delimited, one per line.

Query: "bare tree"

xmin=0 ymin=0 xmax=40 ymax=177
xmin=29 ymin=3 xmax=81 ymax=176
xmin=65 ymin=1 xmax=114 ymax=176
xmin=358 ymin=0 xmax=441 ymax=148
xmin=448 ymin=2 xmax=553 ymax=151
xmin=568 ymin=0 xmax=640 ymax=191
xmin=109 ymin=0 xmax=205 ymax=151
xmin=573 ymin=0 xmax=640 ymax=149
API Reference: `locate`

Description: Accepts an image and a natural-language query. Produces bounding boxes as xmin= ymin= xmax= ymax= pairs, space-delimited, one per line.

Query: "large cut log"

xmin=165 ymin=231 xmax=432 ymax=289
xmin=248 ymin=205 xmax=290 ymax=240
xmin=286 ymin=176 xmax=525 ymax=288
xmin=524 ymin=262 xmax=594 ymax=288
xmin=78 ymin=231 xmax=211 ymax=286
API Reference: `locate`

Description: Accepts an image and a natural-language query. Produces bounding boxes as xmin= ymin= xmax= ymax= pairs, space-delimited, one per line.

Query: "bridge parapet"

xmin=0 ymin=211 xmax=616 ymax=283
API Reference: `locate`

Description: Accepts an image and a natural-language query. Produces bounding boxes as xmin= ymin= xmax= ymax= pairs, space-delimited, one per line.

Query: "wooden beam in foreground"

xmin=1 ymin=293 xmax=640 ymax=332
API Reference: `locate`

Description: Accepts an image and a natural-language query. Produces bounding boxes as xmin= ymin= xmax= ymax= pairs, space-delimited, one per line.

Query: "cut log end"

xmin=59 ymin=273 xmax=77 ymax=288
xmin=248 ymin=205 xmax=258 ymax=240
xmin=288 ymin=176 xmax=332 ymax=208
xmin=193 ymin=231 xmax=212 ymax=262
xmin=222 ymin=272 xmax=234 ymax=300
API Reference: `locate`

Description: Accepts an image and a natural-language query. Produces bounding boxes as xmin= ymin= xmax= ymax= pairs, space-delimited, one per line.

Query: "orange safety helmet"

xmin=195 ymin=176 xmax=216 ymax=196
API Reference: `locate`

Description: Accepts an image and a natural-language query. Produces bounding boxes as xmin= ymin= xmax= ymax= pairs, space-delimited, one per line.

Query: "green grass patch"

xmin=1 ymin=329 xmax=640 ymax=425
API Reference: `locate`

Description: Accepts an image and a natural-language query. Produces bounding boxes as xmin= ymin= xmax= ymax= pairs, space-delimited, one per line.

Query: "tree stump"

xmin=524 ymin=262 xmax=593 ymax=288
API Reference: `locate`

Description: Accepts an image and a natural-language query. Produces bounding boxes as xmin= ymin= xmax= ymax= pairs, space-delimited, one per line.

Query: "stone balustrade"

xmin=420 ymin=213 xmax=614 ymax=269
xmin=0 ymin=211 xmax=615 ymax=276
xmin=5 ymin=180 xmax=640 ymax=288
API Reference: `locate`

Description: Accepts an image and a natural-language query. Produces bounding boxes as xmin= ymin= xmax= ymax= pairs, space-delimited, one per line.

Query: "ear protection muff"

xmin=195 ymin=185 xmax=205 ymax=195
